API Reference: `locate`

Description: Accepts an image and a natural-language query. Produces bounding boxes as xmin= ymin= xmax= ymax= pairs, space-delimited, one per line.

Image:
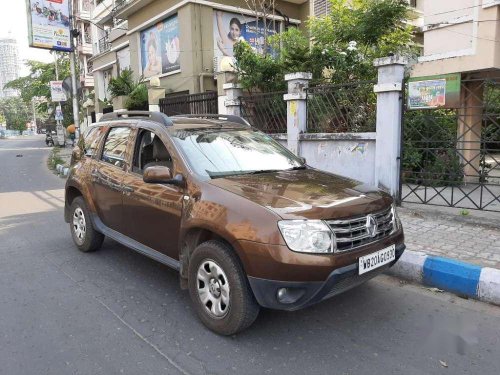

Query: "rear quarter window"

xmin=80 ymin=126 xmax=106 ymax=157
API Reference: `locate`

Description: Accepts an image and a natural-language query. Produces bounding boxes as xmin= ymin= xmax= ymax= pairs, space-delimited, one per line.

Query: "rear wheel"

xmin=70 ymin=196 xmax=104 ymax=252
xmin=188 ymin=240 xmax=260 ymax=335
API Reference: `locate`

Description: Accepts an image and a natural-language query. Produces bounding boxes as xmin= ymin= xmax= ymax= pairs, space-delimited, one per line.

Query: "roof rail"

xmin=171 ymin=114 xmax=251 ymax=127
xmin=99 ymin=111 xmax=173 ymax=127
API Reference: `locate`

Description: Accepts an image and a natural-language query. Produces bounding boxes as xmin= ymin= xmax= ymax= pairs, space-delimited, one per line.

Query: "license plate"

xmin=358 ymin=245 xmax=396 ymax=275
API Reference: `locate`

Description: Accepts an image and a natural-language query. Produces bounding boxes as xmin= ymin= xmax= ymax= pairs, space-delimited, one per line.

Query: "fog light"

xmin=276 ymin=287 xmax=306 ymax=304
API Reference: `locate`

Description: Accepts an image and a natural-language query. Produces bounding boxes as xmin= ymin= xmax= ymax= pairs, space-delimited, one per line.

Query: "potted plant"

xmin=108 ymin=68 xmax=135 ymax=110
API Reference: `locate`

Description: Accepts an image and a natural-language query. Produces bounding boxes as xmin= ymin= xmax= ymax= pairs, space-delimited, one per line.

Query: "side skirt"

xmin=91 ymin=214 xmax=180 ymax=271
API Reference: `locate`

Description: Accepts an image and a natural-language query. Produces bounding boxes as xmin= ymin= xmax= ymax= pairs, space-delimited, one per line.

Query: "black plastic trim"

xmin=91 ymin=214 xmax=180 ymax=271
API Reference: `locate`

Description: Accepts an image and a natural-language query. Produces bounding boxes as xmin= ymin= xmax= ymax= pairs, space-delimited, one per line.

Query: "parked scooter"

xmin=45 ymin=132 xmax=54 ymax=147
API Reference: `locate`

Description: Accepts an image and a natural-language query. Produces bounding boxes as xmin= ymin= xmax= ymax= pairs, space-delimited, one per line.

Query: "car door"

xmin=121 ymin=128 xmax=184 ymax=260
xmin=91 ymin=126 xmax=132 ymax=233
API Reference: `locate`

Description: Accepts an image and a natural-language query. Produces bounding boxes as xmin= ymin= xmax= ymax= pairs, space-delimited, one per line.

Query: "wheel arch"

xmin=179 ymin=226 xmax=249 ymax=283
xmin=64 ymin=185 xmax=83 ymax=222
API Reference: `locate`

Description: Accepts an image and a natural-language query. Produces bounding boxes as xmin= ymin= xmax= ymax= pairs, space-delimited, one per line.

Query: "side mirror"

xmin=143 ymin=166 xmax=186 ymax=187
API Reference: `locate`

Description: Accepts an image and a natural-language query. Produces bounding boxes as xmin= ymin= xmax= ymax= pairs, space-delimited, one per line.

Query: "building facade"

xmin=0 ymin=36 xmax=20 ymax=98
xmin=412 ymin=0 xmax=500 ymax=76
xmin=73 ymin=0 xmax=95 ymax=94
xmin=88 ymin=0 xmax=309 ymax=118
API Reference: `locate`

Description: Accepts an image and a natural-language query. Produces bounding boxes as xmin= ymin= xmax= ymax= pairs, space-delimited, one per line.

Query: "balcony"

xmin=97 ymin=36 xmax=111 ymax=55
xmin=80 ymin=61 xmax=95 ymax=88
xmin=77 ymin=32 xmax=93 ymax=55
xmin=75 ymin=0 xmax=93 ymax=21
xmin=94 ymin=0 xmax=114 ymax=26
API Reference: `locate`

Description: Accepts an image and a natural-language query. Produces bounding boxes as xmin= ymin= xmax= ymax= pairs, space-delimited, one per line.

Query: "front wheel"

xmin=70 ymin=196 xmax=104 ymax=252
xmin=188 ymin=240 xmax=260 ymax=335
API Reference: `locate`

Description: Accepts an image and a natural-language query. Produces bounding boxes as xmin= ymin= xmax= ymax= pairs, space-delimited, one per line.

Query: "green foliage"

xmin=47 ymin=147 xmax=64 ymax=170
xmin=0 ymin=97 xmax=31 ymax=132
xmin=108 ymin=68 xmax=135 ymax=98
xmin=126 ymin=84 xmax=149 ymax=110
xmin=403 ymin=110 xmax=464 ymax=186
xmin=233 ymin=42 xmax=285 ymax=92
xmin=4 ymin=54 xmax=74 ymax=127
xmin=233 ymin=0 xmax=416 ymax=92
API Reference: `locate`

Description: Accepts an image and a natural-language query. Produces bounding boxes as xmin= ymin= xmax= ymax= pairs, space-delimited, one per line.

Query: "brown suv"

xmin=65 ymin=111 xmax=405 ymax=335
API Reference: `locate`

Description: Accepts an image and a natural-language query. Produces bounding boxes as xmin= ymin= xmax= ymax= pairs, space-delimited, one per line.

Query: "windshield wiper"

xmin=243 ymin=169 xmax=282 ymax=175
xmin=285 ymin=165 xmax=307 ymax=171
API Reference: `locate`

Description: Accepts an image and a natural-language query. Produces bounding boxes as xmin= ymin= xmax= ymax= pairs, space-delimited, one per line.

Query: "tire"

xmin=188 ymin=240 xmax=260 ymax=335
xmin=69 ymin=196 xmax=104 ymax=253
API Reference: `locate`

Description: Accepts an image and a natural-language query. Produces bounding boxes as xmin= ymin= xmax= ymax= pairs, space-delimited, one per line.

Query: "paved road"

xmin=1 ymin=137 xmax=500 ymax=375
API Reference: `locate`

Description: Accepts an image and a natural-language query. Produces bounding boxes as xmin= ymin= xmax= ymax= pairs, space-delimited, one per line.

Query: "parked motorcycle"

xmin=45 ymin=132 xmax=54 ymax=147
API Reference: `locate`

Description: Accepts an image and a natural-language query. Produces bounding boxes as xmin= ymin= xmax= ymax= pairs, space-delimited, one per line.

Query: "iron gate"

xmin=400 ymin=74 xmax=500 ymax=212
xmin=159 ymin=91 xmax=218 ymax=116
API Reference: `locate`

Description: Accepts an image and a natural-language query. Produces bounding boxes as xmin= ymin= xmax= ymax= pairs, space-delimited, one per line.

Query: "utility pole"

xmin=69 ymin=0 xmax=80 ymax=132
xmin=53 ymin=51 xmax=65 ymax=147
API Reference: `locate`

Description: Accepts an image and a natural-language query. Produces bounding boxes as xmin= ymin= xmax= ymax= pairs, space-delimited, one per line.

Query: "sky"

xmin=0 ymin=0 xmax=53 ymax=76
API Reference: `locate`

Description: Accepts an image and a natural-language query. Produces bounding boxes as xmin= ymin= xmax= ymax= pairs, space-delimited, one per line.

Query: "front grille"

xmin=326 ymin=206 xmax=394 ymax=253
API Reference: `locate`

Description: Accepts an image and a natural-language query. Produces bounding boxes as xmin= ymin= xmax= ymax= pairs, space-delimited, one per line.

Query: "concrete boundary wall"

xmin=226 ymin=57 xmax=407 ymax=196
xmin=270 ymin=133 xmax=376 ymax=184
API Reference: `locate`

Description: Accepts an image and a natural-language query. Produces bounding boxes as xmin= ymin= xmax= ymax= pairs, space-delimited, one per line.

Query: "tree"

xmin=4 ymin=54 xmax=74 ymax=127
xmin=0 ymin=97 xmax=31 ymax=132
xmin=234 ymin=0 xmax=417 ymax=91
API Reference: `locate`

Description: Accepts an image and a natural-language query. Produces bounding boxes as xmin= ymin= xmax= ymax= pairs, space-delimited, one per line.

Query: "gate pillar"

xmin=373 ymin=56 xmax=407 ymax=198
xmin=284 ymin=72 xmax=312 ymax=156
xmin=223 ymin=83 xmax=243 ymax=117
xmin=458 ymin=79 xmax=484 ymax=183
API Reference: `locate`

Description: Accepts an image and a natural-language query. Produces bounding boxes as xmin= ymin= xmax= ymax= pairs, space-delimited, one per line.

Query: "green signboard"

xmin=408 ymin=73 xmax=461 ymax=109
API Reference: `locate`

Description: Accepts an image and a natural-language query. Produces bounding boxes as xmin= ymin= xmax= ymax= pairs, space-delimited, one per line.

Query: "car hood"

xmin=208 ymin=168 xmax=392 ymax=220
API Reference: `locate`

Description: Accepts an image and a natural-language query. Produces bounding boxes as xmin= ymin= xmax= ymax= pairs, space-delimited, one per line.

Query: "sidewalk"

xmin=390 ymin=204 xmax=500 ymax=306
xmin=399 ymin=206 xmax=500 ymax=270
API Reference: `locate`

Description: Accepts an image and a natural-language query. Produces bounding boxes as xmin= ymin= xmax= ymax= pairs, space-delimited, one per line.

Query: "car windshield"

xmin=170 ymin=128 xmax=304 ymax=178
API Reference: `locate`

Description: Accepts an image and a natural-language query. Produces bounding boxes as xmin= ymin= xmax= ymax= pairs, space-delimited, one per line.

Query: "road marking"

xmin=0 ymin=147 xmax=51 ymax=151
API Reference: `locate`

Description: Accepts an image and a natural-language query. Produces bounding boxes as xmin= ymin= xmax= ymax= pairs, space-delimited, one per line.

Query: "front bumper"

xmin=248 ymin=243 xmax=405 ymax=311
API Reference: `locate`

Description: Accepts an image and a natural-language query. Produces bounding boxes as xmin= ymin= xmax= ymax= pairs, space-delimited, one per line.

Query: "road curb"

xmin=387 ymin=250 xmax=500 ymax=306
xmin=55 ymin=164 xmax=69 ymax=177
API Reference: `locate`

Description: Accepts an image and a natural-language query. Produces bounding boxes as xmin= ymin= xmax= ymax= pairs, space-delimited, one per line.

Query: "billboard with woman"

xmin=213 ymin=10 xmax=279 ymax=71
xmin=140 ymin=15 xmax=180 ymax=78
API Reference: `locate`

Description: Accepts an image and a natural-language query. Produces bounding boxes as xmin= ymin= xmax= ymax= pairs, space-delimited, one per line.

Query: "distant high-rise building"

xmin=0 ymin=37 xmax=20 ymax=98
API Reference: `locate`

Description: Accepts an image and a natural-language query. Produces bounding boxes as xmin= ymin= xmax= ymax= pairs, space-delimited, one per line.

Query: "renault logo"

xmin=365 ymin=214 xmax=378 ymax=237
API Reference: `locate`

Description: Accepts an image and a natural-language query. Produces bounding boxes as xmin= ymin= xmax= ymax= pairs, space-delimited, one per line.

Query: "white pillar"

xmin=373 ymin=56 xmax=407 ymax=198
xmin=223 ymin=83 xmax=243 ymax=116
xmin=284 ymin=72 xmax=312 ymax=156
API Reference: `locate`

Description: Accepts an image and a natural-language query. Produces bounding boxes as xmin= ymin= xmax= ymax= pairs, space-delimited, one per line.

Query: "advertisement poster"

xmin=50 ymin=81 xmax=67 ymax=102
xmin=408 ymin=73 xmax=461 ymax=109
xmin=26 ymin=0 xmax=72 ymax=52
xmin=140 ymin=15 xmax=180 ymax=78
xmin=213 ymin=10 xmax=279 ymax=71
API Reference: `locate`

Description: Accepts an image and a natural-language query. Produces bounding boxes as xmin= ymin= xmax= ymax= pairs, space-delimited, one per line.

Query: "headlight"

xmin=278 ymin=220 xmax=334 ymax=253
xmin=391 ymin=203 xmax=402 ymax=232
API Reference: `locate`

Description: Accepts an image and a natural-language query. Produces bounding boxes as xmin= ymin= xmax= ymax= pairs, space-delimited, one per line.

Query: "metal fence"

xmin=159 ymin=91 xmax=218 ymax=116
xmin=240 ymin=91 xmax=287 ymax=133
xmin=306 ymin=81 xmax=377 ymax=133
xmin=401 ymin=75 xmax=500 ymax=212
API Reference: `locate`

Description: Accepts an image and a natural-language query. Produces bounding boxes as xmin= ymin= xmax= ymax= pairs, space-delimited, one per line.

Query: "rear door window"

xmin=101 ymin=127 xmax=131 ymax=168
